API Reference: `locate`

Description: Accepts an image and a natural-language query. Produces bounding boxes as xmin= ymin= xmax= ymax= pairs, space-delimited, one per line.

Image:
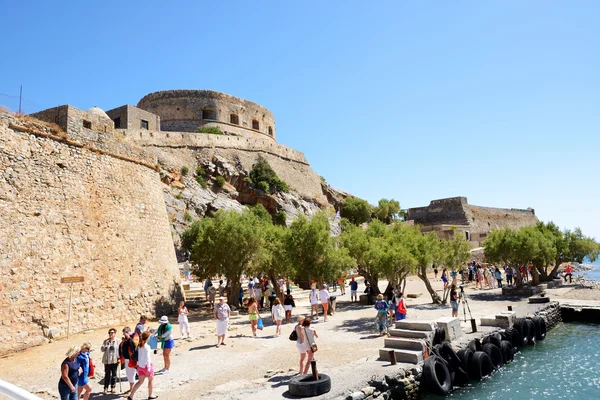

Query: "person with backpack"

xmin=127 ymin=331 xmax=157 ymax=400
xmin=271 ymin=298 xmax=285 ymax=336
xmin=119 ymin=327 xmax=137 ymax=394
xmin=396 ymin=292 xmax=407 ymax=320
xmin=283 ymin=289 xmax=296 ymax=324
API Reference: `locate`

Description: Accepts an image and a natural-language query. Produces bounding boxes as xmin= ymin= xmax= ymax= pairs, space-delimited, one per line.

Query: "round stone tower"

xmin=137 ymin=90 xmax=276 ymax=141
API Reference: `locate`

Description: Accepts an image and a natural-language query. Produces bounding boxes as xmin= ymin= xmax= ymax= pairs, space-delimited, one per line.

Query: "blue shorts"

xmin=162 ymin=339 xmax=175 ymax=349
xmin=450 ymin=301 xmax=459 ymax=312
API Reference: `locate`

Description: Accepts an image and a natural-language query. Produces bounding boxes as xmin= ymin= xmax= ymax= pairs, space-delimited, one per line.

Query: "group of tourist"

xmin=58 ymin=312 xmax=181 ymax=400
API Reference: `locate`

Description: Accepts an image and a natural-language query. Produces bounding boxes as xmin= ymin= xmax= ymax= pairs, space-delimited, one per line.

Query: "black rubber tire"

xmin=457 ymin=348 xmax=473 ymax=380
xmin=532 ymin=316 xmax=547 ymax=341
xmin=440 ymin=342 xmax=462 ymax=369
xmin=525 ymin=319 xmax=536 ymax=345
xmin=433 ymin=328 xmax=446 ymax=346
xmin=288 ymin=373 xmax=331 ymax=397
xmin=422 ymin=355 xmax=452 ymax=396
xmin=500 ymin=340 xmax=514 ymax=363
xmin=482 ymin=334 xmax=502 ymax=350
xmin=467 ymin=338 xmax=482 ymax=353
xmin=515 ymin=318 xmax=529 ymax=346
xmin=469 ymin=351 xmax=494 ymax=381
xmin=482 ymin=343 xmax=504 ymax=369
xmin=505 ymin=327 xmax=520 ymax=351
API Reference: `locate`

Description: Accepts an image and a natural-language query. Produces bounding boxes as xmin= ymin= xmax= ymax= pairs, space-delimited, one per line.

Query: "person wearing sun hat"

xmin=155 ymin=316 xmax=174 ymax=374
xmin=58 ymin=345 xmax=80 ymax=400
xmin=214 ymin=296 xmax=231 ymax=347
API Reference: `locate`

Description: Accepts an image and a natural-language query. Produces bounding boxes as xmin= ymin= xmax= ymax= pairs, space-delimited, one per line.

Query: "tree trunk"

xmin=269 ymin=272 xmax=282 ymax=299
xmin=358 ymin=267 xmax=381 ymax=296
xmin=531 ymin=267 xmax=540 ymax=286
xmin=417 ymin=265 xmax=441 ymax=304
xmin=228 ymin=275 xmax=242 ymax=308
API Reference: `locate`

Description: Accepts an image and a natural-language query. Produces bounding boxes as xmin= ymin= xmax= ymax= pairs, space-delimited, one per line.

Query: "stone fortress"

xmin=0 ymin=89 xmax=334 ymax=355
xmin=407 ymin=196 xmax=539 ymax=247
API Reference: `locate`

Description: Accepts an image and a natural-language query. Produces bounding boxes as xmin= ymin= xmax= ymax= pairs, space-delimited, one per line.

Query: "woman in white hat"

xmin=58 ymin=345 xmax=80 ymax=400
xmin=155 ymin=315 xmax=174 ymax=374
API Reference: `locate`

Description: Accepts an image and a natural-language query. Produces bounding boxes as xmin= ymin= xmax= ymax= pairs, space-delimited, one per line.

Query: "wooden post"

xmin=310 ymin=360 xmax=318 ymax=381
xmin=470 ymin=318 xmax=477 ymax=333
xmin=508 ymin=305 xmax=513 ymax=311
xmin=388 ymin=350 xmax=397 ymax=365
xmin=67 ymin=283 xmax=73 ymax=339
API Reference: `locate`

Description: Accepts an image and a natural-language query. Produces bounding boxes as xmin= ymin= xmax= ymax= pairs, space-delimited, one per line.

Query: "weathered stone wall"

xmin=137 ymin=90 xmax=276 ymax=140
xmin=407 ymin=197 xmax=470 ymax=226
xmin=125 ymin=130 xmax=327 ymax=204
xmin=31 ymin=105 xmax=115 ymax=135
xmin=106 ymin=105 xmax=161 ymax=131
xmin=0 ymin=112 xmax=182 ymax=355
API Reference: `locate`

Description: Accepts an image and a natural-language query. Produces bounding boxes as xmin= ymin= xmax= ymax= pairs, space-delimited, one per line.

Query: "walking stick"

xmin=118 ymin=361 xmax=122 ymax=392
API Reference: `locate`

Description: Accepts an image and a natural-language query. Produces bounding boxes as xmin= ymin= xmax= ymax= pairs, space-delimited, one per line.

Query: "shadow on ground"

xmin=333 ymin=316 xmax=377 ymax=336
xmin=467 ymin=292 xmax=523 ymax=302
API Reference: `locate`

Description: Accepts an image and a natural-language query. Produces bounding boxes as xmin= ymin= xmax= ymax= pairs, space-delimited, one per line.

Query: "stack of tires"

xmin=422 ymin=316 xmax=547 ymax=396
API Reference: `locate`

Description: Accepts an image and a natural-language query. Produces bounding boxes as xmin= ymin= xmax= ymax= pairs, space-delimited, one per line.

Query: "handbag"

xmin=289 ymin=329 xmax=298 ymax=341
xmin=88 ymin=357 xmax=95 ymax=377
xmin=257 ymin=318 xmax=264 ymax=330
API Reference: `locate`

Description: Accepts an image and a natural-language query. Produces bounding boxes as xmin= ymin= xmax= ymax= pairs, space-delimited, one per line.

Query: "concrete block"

xmin=395 ymin=320 xmax=436 ymax=331
xmin=480 ymin=316 xmax=498 ymax=327
xmin=388 ymin=328 xmax=434 ymax=340
xmin=496 ymin=311 xmax=516 ymax=327
xmin=436 ymin=317 xmax=463 ymax=341
xmin=359 ymin=294 xmax=375 ymax=305
xmin=383 ymin=337 xmax=427 ymax=351
xmin=378 ymin=348 xmax=423 ymax=364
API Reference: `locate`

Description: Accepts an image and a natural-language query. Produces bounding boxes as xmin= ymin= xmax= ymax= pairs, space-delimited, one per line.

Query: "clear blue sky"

xmin=1 ymin=1 xmax=598 ymax=240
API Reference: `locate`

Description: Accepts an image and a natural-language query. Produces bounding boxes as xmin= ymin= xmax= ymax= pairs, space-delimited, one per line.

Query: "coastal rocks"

xmin=366 ymin=368 xmax=420 ymax=400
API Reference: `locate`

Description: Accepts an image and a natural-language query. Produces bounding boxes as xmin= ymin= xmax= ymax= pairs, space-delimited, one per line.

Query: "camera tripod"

xmin=459 ymin=286 xmax=477 ymax=332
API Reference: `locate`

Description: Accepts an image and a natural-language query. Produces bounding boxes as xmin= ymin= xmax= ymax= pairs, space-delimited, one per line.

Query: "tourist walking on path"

xmin=564 ymin=264 xmax=574 ymax=283
xmin=76 ymin=342 xmax=92 ymax=400
xmin=271 ymin=298 xmax=285 ymax=336
xmin=218 ymin=280 xmax=225 ymax=297
xmin=338 ymin=276 xmax=346 ymax=295
xmin=214 ymin=296 xmax=231 ymax=346
xmin=283 ymin=289 xmax=296 ymax=324
xmin=441 ymin=268 xmax=449 ymax=290
xmin=495 ymin=267 xmax=503 ymax=288
xmin=396 ymin=292 xmax=407 ymax=320
xmin=350 ymin=277 xmax=358 ymax=302
xmin=319 ymin=285 xmax=330 ymax=322
xmin=156 ymin=315 xmax=174 ymax=374
xmin=253 ymin=284 xmax=263 ymax=309
xmin=100 ymin=328 xmax=121 ymax=394
xmin=505 ymin=266 xmax=513 ymax=287
xmin=208 ymin=284 xmax=217 ymax=308
xmin=204 ymin=277 xmax=212 ymax=297
xmin=247 ymin=297 xmax=260 ymax=336
xmin=309 ymin=286 xmax=320 ymax=320
xmin=434 ymin=264 xmax=438 ymax=279
xmin=239 ymin=285 xmax=245 ymax=306
xmin=178 ymin=301 xmax=190 ymax=339
xmin=119 ymin=327 xmax=137 ymax=394
xmin=58 ymin=346 xmax=80 ymax=400
xmin=300 ymin=319 xmax=319 ymax=374
xmin=127 ymin=331 xmax=157 ymax=400
xmin=294 ymin=316 xmax=308 ymax=374
xmin=450 ymin=284 xmax=459 ymax=318
xmin=374 ymin=294 xmax=390 ymax=336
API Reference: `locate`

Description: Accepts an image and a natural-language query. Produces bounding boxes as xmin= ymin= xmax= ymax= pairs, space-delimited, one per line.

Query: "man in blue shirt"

xmin=349 ymin=277 xmax=358 ymax=302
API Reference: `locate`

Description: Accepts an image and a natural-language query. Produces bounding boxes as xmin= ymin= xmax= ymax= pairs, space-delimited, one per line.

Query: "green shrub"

xmin=181 ymin=166 xmax=189 ymax=176
xmin=184 ymin=212 xmax=192 ymax=222
xmin=175 ymin=192 xmax=184 ymax=200
xmin=196 ymin=166 xmax=207 ymax=177
xmin=195 ymin=126 xmax=224 ymax=135
xmin=257 ymin=181 xmax=270 ymax=193
xmin=340 ymin=197 xmax=372 ymax=225
xmin=273 ymin=210 xmax=287 ymax=226
xmin=249 ymin=155 xmax=289 ymax=193
xmin=214 ymin=175 xmax=226 ymax=189
xmin=243 ymin=176 xmax=252 ymax=184
xmin=195 ymin=175 xmax=208 ymax=188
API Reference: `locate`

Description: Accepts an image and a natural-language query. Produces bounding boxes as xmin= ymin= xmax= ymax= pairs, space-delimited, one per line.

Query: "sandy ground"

xmin=2 ymin=274 xmax=599 ymax=400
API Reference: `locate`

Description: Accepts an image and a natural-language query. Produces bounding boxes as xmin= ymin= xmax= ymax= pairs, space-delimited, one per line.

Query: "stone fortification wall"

xmin=137 ymin=90 xmax=276 ymax=140
xmin=126 ymin=130 xmax=327 ymax=204
xmin=466 ymin=204 xmax=538 ymax=236
xmin=0 ymin=112 xmax=182 ymax=355
xmin=407 ymin=196 xmax=470 ymax=226
xmin=106 ymin=105 xmax=161 ymax=131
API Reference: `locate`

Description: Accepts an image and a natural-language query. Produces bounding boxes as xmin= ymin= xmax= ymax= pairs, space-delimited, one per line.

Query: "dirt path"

xmin=1 ymin=275 xmax=592 ymax=399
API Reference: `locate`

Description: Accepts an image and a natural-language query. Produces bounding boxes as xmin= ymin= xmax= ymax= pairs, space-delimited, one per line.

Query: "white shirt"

xmin=137 ymin=344 xmax=151 ymax=368
xmin=319 ymin=289 xmax=330 ymax=303
xmin=309 ymin=290 xmax=320 ymax=305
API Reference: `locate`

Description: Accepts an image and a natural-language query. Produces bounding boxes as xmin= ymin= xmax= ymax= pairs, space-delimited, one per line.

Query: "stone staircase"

xmin=182 ymin=283 xmax=207 ymax=308
xmin=378 ymin=320 xmax=435 ymax=364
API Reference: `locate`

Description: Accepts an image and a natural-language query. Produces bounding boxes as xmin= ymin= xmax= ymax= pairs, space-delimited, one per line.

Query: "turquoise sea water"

xmin=579 ymin=258 xmax=600 ymax=282
xmin=427 ymin=323 xmax=600 ymax=400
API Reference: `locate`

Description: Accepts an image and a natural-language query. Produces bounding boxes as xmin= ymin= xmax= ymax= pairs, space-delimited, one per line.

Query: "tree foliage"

xmin=340 ymin=197 xmax=372 ymax=225
xmin=249 ymin=155 xmax=289 ymax=193
xmin=374 ymin=198 xmax=400 ymax=224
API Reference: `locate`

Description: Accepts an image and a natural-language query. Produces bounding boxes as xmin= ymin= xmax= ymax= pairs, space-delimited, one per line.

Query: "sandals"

xmin=148 ymin=396 xmax=158 ymax=399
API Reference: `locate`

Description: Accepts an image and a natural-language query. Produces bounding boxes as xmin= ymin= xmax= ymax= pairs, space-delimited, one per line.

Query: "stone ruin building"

xmin=30 ymin=89 xmax=277 ymax=142
xmin=406 ymin=196 xmax=539 ymax=247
